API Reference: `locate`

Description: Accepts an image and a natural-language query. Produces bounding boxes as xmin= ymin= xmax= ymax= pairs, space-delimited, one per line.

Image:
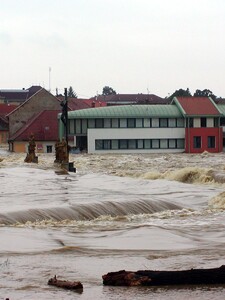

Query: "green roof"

xmin=68 ymin=105 xmax=183 ymax=119
xmin=217 ymin=104 xmax=225 ymax=116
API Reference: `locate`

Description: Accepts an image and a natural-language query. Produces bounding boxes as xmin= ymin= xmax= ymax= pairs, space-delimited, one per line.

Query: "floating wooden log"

xmin=48 ymin=275 xmax=83 ymax=291
xmin=102 ymin=266 xmax=225 ymax=287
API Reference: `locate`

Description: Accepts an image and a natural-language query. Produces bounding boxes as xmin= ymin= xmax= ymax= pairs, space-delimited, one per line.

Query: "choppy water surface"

xmin=1 ymin=150 xmax=225 ymax=299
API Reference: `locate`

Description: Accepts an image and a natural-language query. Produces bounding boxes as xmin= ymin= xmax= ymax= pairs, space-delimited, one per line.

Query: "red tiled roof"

xmin=68 ymin=98 xmax=91 ymax=110
xmin=10 ymin=110 xmax=60 ymax=141
xmin=0 ymin=104 xmax=18 ymax=115
xmin=176 ymin=97 xmax=220 ymax=116
xmin=56 ymin=96 xmax=92 ymax=110
xmin=82 ymin=99 xmax=107 ymax=107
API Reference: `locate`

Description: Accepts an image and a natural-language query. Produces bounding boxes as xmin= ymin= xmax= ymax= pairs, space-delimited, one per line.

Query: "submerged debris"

xmin=48 ymin=275 xmax=83 ymax=292
xmin=103 ymin=266 xmax=225 ymax=286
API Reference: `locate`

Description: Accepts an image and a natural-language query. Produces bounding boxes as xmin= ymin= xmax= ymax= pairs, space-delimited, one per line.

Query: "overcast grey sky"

xmin=1 ymin=0 xmax=225 ymax=98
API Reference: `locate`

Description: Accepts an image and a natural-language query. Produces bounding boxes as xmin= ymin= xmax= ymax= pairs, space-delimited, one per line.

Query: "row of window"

xmin=188 ymin=117 xmax=219 ymax=128
xmin=69 ymin=118 xmax=185 ymax=134
xmin=95 ymin=139 xmax=185 ymax=150
xmin=193 ymin=136 xmax=216 ymax=148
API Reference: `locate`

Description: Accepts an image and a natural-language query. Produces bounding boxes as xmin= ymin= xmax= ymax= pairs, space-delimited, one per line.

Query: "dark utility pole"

xmin=60 ymin=88 xmax=76 ymax=172
xmin=60 ymin=88 xmax=68 ymax=146
xmin=64 ymin=88 xmax=68 ymax=147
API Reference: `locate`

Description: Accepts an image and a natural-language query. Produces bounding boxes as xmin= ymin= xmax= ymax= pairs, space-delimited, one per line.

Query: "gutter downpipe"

xmin=188 ymin=117 xmax=191 ymax=153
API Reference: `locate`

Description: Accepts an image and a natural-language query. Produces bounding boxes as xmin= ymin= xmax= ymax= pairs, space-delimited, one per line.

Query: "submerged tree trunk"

xmin=102 ymin=266 xmax=225 ymax=286
xmin=48 ymin=276 xmax=83 ymax=291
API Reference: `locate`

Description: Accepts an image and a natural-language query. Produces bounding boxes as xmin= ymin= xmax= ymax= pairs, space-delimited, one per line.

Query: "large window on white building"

xmin=112 ymin=118 xmax=119 ymax=128
xmin=69 ymin=120 xmax=75 ymax=134
xmin=143 ymin=118 xmax=151 ymax=127
xmin=144 ymin=139 xmax=151 ymax=149
xmin=95 ymin=140 xmax=103 ymax=150
xmin=82 ymin=119 xmax=87 ymax=134
xmin=104 ymin=118 xmax=111 ymax=128
xmin=127 ymin=118 xmax=135 ymax=128
xmin=119 ymin=139 xmax=128 ymax=149
xmin=168 ymin=119 xmax=176 ymax=127
xmin=95 ymin=138 xmax=185 ymax=151
xmin=159 ymin=119 xmax=168 ymax=128
xmin=96 ymin=119 xmax=103 ymax=128
xmin=128 ymin=139 xmax=136 ymax=148
xmin=152 ymin=118 xmax=159 ymax=128
xmin=177 ymin=118 xmax=185 ymax=127
xmin=120 ymin=119 xmax=127 ymax=128
xmin=136 ymin=119 xmax=143 ymax=128
xmin=177 ymin=139 xmax=185 ymax=148
xmin=152 ymin=139 xmax=160 ymax=148
xmin=160 ymin=139 xmax=168 ymax=148
xmin=88 ymin=119 xmax=95 ymax=128
xmin=168 ymin=139 xmax=176 ymax=148
xmin=111 ymin=140 xmax=119 ymax=149
xmin=137 ymin=139 xmax=144 ymax=148
xmin=75 ymin=119 xmax=81 ymax=134
xmin=71 ymin=116 xmax=185 ymax=133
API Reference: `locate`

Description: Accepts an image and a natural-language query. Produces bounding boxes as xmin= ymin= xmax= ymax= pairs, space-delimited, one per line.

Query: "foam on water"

xmin=13 ymin=208 xmax=206 ymax=230
xmin=0 ymin=198 xmax=182 ymax=225
xmin=2 ymin=151 xmax=225 ymax=186
xmin=159 ymin=167 xmax=215 ymax=184
xmin=209 ymin=191 xmax=225 ymax=209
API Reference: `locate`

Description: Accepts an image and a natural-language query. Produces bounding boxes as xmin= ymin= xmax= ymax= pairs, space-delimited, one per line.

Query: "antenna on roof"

xmin=49 ymin=67 xmax=51 ymax=93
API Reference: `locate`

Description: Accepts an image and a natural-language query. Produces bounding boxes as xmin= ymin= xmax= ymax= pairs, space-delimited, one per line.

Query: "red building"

xmin=173 ymin=97 xmax=223 ymax=153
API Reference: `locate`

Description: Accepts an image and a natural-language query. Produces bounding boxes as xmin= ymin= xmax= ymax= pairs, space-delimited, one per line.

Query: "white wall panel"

xmin=88 ymin=128 xmax=185 ymax=153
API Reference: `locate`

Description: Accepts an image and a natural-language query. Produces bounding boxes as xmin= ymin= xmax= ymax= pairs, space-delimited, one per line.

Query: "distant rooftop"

xmin=0 ymin=89 xmax=28 ymax=92
xmin=0 ymin=86 xmax=42 ymax=103
xmin=56 ymin=95 xmax=92 ymax=110
xmin=89 ymin=93 xmax=168 ymax=105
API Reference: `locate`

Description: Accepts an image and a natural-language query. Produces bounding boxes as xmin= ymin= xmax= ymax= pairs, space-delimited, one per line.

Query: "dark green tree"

xmin=193 ymin=89 xmax=217 ymax=100
xmin=169 ymin=88 xmax=192 ymax=99
xmin=102 ymin=86 xmax=116 ymax=96
xmin=68 ymin=86 xmax=77 ymax=98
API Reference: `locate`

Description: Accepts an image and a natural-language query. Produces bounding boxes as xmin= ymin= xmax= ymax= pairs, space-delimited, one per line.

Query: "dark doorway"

xmin=76 ymin=136 xmax=87 ymax=151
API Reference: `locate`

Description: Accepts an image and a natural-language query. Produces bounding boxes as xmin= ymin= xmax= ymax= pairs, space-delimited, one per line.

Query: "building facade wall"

xmin=13 ymin=142 xmax=26 ymax=153
xmin=13 ymin=141 xmax=57 ymax=153
xmin=0 ymin=130 xmax=8 ymax=144
xmin=8 ymin=89 xmax=61 ymax=137
xmin=87 ymin=128 xmax=185 ymax=154
xmin=185 ymin=127 xmax=223 ymax=153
